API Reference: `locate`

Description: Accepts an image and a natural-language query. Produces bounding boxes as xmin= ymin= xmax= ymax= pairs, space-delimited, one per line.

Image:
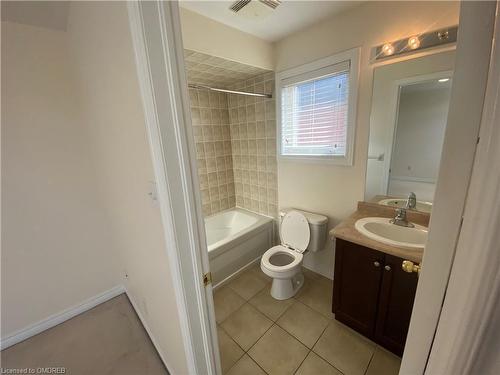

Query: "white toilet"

xmin=261 ymin=209 xmax=328 ymax=300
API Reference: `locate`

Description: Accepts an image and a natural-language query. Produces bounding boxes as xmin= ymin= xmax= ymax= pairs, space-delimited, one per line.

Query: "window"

xmin=277 ymin=49 xmax=359 ymax=164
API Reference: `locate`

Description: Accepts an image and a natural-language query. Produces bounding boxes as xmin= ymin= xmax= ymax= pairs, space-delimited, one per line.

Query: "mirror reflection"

xmin=365 ymin=52 xmax=454 ymax=214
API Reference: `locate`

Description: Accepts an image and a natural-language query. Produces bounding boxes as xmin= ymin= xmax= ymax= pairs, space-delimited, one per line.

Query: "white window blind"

xmin=280 ymin=61 xmax=350 ymax=157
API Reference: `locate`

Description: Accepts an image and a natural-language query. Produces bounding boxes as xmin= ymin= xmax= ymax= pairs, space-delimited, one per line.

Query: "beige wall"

xmin=274 ymin=1 xmax=459 ymax=278
xmin=66 ymin=2 xmax=188 ymax=373
xmin=180 ymin=7 xmax=274 ymax=70
xmin=1 ymin=21 xmax=119 ymax=337
xmin=189 ymin=88 xmax=236 ymax=216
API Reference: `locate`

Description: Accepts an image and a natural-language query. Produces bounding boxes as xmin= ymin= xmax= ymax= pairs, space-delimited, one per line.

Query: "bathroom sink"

xmin=378 ymin=198 xmax=433 ymax=213
xmin=355 ymin=217 xmax=428 ymax=249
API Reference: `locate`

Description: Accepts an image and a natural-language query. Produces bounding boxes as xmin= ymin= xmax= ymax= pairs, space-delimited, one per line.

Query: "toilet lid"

xmin=280 ymin=210 xmax=310 ymax=253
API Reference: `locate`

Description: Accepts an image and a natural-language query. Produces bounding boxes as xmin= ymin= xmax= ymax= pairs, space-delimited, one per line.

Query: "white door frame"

xmin=426 ymin=4 xmax=500 ymax=371
xmin=127 ymin=1 xmax=220 ymax=374
xmin=400 ymin=1 xmax=497 ymax=374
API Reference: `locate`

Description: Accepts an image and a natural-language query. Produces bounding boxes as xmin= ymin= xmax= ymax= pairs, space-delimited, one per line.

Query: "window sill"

xmin=278 ymin=155 xmax=353 ymax=166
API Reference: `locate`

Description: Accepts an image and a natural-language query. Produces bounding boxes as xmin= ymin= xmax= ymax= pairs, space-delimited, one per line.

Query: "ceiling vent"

xmin=229 ymin=0 xmax=281 ymax=13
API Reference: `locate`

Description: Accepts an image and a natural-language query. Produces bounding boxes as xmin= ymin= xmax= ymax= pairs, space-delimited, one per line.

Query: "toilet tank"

xmin=279 ymin=208 xmax=328 ymax=252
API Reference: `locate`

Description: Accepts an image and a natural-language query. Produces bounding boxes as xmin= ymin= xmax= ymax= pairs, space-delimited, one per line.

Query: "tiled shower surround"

xmin=228 ymin=73 xmax=278 ymax=218
xmin=189 ymin=88 xmax=235 ymax=216
xmin=186 ymin=50 xmax=277 ymax=218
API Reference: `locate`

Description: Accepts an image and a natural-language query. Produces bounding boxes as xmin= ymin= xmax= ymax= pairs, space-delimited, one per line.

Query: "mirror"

xmin=365 ymin=51 xmax=455 ymax=214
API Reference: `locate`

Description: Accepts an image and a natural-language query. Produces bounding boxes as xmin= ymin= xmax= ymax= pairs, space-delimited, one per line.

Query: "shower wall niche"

xmin=185 ymin=50 xmax=277 ymax=218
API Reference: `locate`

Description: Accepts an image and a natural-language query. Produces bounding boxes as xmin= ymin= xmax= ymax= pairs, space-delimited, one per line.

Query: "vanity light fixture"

xmin=382 ymin=43 xmax=395 ymax=56
xmin=373 ymin=25 xmax=458 ymax=61
xmin=407 ymin=35 xmax=420 ymax=50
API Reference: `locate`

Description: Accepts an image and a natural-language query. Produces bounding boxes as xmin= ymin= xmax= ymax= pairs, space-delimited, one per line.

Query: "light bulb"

xmin=438 ymin=78 xmax=450 ymax=83
xmin=382 ymin=43 xmax=395 ymax=56
xmin=408 ymin=35 xmax=420 ymax=50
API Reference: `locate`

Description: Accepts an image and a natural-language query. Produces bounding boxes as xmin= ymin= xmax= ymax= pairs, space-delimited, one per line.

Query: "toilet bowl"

xmin=261 ymin=245 xmax=304 ymax=300
xmin=261 ymin=210 xmax=311 ymax=300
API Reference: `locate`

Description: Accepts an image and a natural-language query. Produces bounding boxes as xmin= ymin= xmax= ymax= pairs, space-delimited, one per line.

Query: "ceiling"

xmin=402 ymin=78 xmax=452 ymax=94
xmin=179 ymin=1 xmax=363 ymax=42
xmin=1 ymin=1 xmax=69 ymax=31
xmin=185 ymin=49 xmax=271 ymax=87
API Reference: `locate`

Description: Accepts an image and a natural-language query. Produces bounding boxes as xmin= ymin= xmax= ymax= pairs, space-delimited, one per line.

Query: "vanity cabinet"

xmin=332 ymin=238 xmax=418 ymax=356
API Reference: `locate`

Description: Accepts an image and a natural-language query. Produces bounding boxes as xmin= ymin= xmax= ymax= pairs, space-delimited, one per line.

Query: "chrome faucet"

xmin=405 ymin=192 xmax=417 ymax=210
xmin=391 ymin=208 xmax=414 ymax=228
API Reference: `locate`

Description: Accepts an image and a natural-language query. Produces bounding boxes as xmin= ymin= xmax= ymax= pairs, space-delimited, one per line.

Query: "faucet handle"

xmin=395 ymin=208 xmax=406 ymax=218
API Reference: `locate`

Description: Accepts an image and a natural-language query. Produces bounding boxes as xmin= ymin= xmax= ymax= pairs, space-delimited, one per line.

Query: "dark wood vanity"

xmin=332 ymin=238 xmax=418 ymax=356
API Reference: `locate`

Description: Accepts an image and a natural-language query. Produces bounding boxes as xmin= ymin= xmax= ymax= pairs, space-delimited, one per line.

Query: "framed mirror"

xmin=365 ymin=51 xmax=455 ymax=214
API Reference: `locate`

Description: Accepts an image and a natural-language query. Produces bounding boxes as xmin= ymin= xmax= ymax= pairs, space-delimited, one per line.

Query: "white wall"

xmin=1 ymin=21 xmax=119 ymax=337
xmin=66 ymin=3 xmax=189 ymax=373
xmin=274 ymin=1 xmax=459 ymax=278
xmin=179 ymin=7 xmax=274 ymax=70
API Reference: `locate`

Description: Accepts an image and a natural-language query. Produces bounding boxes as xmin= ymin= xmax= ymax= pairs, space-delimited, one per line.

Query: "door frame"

xmin=127 ymin=2 xmax=220 ymax=374
xmin=426 ymin=2 xmax=500 ymax=372
xmin=400 ymin=1 xmax=498 ymax=374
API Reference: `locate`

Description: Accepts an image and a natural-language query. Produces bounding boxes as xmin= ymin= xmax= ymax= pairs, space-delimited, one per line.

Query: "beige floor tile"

xmin=1 ymin=295 xmax=167 ymax=375
xmin=302 ymin=268 xmax=332 ymax=284
xmin=277 ymin=301 xmax=329 ymax=348
xmin=227 ymin=269 xmax=268 ymax=300
xmin=296 ymin=275 xmax=334 ymax=319
xmin=296 ymin=352 xmax=342 ymax=375
xmin=249 ymin=285 xmax=294 ymax=321
xmin=217 ymin=326 xmax=245 ymax=374
xmin=221 ymin=304 xmax=273 ymax=350
xmin=247 ymin=263 xmax=272 ymax=284
xmin=226 ymin=354 xmax=266 ymax=375
xmin=313 ymin=320 xmax=376 ymax=375
xmin=365 ymin=346 xmax=401 ymax=375
xmin=214 ymin=286 xmax=246 ymax=323
xmin=248 ymin=325 xmax=309 ymax=375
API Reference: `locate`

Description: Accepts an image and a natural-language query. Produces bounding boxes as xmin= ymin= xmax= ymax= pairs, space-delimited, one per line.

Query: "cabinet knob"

xmin=374 ymin=261 xmax=381 ymax=267
xmin=402 ymin=260 xmax=421 ymax=276
xmin=384 ymin=265 xmax=392 ymax=271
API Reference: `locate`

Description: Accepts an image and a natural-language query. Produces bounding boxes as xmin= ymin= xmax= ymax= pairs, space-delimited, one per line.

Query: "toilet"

xmin=261 ymin=209 xmax=328 ymax=300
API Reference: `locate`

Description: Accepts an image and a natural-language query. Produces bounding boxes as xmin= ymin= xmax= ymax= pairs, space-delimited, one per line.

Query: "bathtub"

xmin=205 ymin=208 xmax=274 ymax=286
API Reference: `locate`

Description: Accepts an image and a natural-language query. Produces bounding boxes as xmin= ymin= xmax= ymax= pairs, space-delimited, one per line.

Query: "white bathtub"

xmin=205 ymin=208 xmax=274 ymax=285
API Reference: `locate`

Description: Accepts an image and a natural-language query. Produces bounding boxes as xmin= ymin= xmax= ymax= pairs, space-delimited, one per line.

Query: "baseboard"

xmin=0 ymin=285 xmax=126 ymax=350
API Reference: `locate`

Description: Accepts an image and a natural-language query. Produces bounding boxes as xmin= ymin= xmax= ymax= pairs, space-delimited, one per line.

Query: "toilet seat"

xmin=280 ymin=211 xmax=310 ymax=253
xmin=261 ymin=245 xmax=303 ymax=273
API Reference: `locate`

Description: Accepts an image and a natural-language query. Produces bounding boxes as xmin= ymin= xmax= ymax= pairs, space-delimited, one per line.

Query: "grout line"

xmin=292 ymin=349 xmax=311 ymax=375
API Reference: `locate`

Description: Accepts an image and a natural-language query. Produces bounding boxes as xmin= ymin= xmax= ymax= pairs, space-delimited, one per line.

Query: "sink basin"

xmin=378 ymin=198 xmax=433 ymax=213
xmin=355 ymin=217 xmax=428 ymax=249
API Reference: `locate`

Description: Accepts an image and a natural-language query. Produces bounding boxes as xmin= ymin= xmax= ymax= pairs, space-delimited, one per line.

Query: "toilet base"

xmin=270 ymin=272 xmax=304 ymax=300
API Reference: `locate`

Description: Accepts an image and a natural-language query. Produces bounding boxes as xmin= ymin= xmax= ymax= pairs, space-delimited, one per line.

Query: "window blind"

xmin=280 ymin=62 xmax=350 ymax=157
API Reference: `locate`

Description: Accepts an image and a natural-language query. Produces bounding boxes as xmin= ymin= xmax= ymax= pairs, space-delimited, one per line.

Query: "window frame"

xmin=276 ymin=48 xmax=360 ymax=165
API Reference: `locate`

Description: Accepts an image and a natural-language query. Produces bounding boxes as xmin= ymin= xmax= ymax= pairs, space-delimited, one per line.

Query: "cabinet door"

xmin=375 ymin=254 xmax=418 ymax=356
xmin=333 ymin=239 xmax=384 ymax=337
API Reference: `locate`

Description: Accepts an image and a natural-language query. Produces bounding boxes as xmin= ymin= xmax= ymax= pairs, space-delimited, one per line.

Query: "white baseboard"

xmin=0 ymin=285 xmax=126 ymax=350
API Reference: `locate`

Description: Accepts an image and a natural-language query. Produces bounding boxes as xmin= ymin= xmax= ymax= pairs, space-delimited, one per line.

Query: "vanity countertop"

xmin=330 ymin=202 xmax=425 ymax=263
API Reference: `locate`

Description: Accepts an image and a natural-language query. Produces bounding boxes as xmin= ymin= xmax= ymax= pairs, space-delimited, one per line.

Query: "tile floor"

xmin=215 ymin=265 xmax=402 ymax=375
